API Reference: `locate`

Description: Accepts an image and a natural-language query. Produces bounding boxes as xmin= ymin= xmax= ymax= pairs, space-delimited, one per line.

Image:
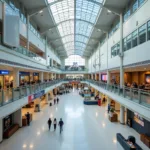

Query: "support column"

xmin=120 ymin=105 xmax=125 ymax=124
xmin=14 ymin=109 xmax=22 ymax=127
xmin=0 ymin=118 xmax=3 ymax=142
xmin=13 ymin=68 xmax=19 ymax=87
xmin=27 ymin=15 xmax=30 ymax=50
xmin=45 ymin=36 xmax=48 ymax=65
xmin=45 ymin=93 xmax=48 ymax=104
xmin=107 ymin=70 xmax=110 ymax=85
xmin=120 ymin=14 xmax=124 ymax=88
xmin=39 ymin=72 xmax=43 ymax=83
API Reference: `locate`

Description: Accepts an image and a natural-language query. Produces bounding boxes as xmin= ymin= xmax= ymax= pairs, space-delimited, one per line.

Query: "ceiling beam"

xmin=40 ymin=26 xmax=56 ymax=35
xmin=86 ymin=0 xmax=121 ymax=16
xmin=28 ymin=0 xmax=63 ymax=17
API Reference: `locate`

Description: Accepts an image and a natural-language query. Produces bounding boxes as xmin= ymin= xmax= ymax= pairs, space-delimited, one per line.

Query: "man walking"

xmin=26 ymin=112 xmax=30 ymax=126
xmin=47 ymin=118 xmax=52 ymax=131
xmin=58 ymin=118 xmax=64 ymax=134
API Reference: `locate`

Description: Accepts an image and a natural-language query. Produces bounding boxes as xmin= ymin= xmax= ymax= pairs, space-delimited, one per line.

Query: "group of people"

xmin=47 ymin=118 xmax=64 ymax=134
xmin=54 ymin=97 xmax=59 ymax=105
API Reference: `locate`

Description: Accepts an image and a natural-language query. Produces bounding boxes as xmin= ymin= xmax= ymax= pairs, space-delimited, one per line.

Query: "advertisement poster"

xmin=3 ymin=115 xmax=12 ymax=131
xmin=134 ymin=113 xmax=144 ymax=127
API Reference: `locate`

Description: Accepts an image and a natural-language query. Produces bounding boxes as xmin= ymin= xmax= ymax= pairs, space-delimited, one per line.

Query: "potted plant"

xmin=109 ymin=107 xmax=115 ymax=117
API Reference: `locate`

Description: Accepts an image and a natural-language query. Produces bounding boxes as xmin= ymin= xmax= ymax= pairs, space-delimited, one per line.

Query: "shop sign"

xmin=0 ymin=70 xmax=9 ymax=75
xmin=28 ymin=90 xmax=45 ymax=103
xmin=19 ymin=72 xmax=30 ymax=75
xmin=33 ymin=73 xmax=39 ymax=76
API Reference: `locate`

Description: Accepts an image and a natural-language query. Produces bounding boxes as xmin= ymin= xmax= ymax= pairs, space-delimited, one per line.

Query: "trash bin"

xmin=98 ymin=99 xmax=101 ymax=106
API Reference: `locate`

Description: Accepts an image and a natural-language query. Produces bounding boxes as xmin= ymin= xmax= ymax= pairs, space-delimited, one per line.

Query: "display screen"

xmin=3 ymin=115 xmax=13 ymax=131
xmin=145 ymin=74 xmax=150 ymax=84
xmin=101 ymin=74 xmax=107 ymax=81
xmin=0 ymin=70 xmax=9 ymax=75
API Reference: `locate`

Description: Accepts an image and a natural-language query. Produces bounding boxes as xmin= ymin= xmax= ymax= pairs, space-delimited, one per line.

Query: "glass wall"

xmin=65 ymin=55 xmax=85 ymax=66
xmin=111 ymin=42 xmax=120 ymax=57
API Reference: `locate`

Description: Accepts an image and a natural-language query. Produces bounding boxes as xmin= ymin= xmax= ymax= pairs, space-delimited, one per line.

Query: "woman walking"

xmin=53 ymin=118 xmax=57 ymax=131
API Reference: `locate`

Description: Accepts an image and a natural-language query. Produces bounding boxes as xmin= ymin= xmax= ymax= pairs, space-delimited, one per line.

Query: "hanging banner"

xmin=28 ymin=90 xmax=45 ymax=103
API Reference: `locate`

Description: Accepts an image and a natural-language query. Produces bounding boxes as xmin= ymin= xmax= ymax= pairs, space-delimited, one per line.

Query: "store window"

xmin=148 ymin=21 xmax=150 ymax=41
xmin=124 ymin=10 xmax=131 ymax=22
xmin=138 ymin=0 xmax=145 ymax=7
xmin=126 ymin=34 xmax=132 ymax=50
xmin=132 ymin=0 xmax=138 ymax=13
xmin=111 ymin=42 xmax=120 ymax=57
xmin=138 ymin=23 xmax=146 ymax=44
xmin=132 ymin=30 xmax=138 ymax=47
xmin=123 ymin=38 xmax=127 ymax=51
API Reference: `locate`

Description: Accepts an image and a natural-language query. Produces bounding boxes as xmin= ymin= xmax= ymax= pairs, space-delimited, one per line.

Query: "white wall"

xmin=88 ymin=0 xmax=150 ymax=73
xmin=123 ymin=41 xmax=150 ymax=66
xmin=20 ymin=21 xmax=27 ymax=38
xmin=123 ymin=0 xmax=150 ymax=38
xmin=29 ymin=30 xmax=45 ymax=53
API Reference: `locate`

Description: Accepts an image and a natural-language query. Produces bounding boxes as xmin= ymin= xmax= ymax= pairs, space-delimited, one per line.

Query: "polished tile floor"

xmin=0 ymin=89 xmax=149 ymax=150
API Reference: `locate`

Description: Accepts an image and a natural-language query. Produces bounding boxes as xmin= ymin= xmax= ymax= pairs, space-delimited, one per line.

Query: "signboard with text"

xmin=28 ymin=90 xmax=45 ymax=103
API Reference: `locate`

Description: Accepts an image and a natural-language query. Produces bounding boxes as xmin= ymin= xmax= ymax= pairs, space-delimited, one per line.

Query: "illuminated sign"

xmin=0 ymin=70 xmax=9 ymax=75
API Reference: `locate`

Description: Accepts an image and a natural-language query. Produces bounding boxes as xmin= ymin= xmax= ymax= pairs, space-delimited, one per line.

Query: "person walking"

xmin=53 ymin=118 xmax=57 ymax=131
xmin=47 ymin=118 xmax=52 ymax=131
xmin=54 ymin=98 xmax=56 ymax=105
xmin=57 ymin=97 xmax=59 ymax=104
xmin=26 ymin=112 xmax=30 ymax=126
xmin=108 ymin=103 xmax=111 ymax=114
xmin=58 ymin=118 xmax=64 ymax=134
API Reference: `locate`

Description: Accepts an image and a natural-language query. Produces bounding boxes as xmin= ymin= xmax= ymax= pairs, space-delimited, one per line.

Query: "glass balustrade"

xmin=86 ymin=80 xmax=150 ymax=108
xmin=12 ymin=46 xmax=46 ymax=64
xmin=0 ymin=80 xmax=62 ymax=107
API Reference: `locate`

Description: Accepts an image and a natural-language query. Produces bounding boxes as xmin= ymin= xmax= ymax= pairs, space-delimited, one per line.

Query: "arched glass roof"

xmin=48 ymin=0 xmax=103 ymax=56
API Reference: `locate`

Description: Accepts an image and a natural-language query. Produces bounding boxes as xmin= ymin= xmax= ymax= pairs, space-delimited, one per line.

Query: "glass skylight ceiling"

xmin=48 ymin=0 xmax=103 ymax=56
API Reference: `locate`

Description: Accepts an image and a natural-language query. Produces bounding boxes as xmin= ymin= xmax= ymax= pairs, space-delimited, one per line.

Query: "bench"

xmin=117 ymin=133 xmax=143 ymax=150
xmin=3 ymin=124 xmax=19 ymax=138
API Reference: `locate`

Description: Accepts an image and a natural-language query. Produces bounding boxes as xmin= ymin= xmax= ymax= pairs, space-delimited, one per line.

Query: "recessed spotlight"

xmin=107 ymin=9 xmax=112 ymax=13
xmin=39 ymin=10 xmax=43 ymax=14
xmin=29 ymin=144 xmax=34 ymax=148
xmin=23 ymin=144 xmax=27 ymax=148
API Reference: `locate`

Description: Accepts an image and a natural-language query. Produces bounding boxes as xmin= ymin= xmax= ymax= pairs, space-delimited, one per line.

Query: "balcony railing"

xmin=12 ymin=46 xmax=46 ymax=65
xmin=86 ymin=80 xmax=150 ymax=108
xmin=0 ymin=80 xmax=62 ymax=107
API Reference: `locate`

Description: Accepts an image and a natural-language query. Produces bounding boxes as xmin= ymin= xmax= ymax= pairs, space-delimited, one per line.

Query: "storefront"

xmin=33 ymin=72 xmax=39 ymax=82
xmin=127 ymin=109 xmax=150 ymax=136
xmin=19 ymin=72 xmax=30 ymax=85
xmin=0 ymin=70 xmax=12 ymax=89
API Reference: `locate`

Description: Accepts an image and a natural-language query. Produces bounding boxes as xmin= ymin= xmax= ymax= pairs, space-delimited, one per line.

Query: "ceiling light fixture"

xmin=107 ymin=10 xmax=112 ymax=13
xmin=39 ymin=10 xmax=43 ymax=14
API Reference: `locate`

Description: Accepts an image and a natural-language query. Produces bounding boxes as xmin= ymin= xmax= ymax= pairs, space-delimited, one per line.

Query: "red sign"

xmin=28 ymin=95 xmax=34 ymax=103
xmin=69 ymin=81 xmax=80 ymax=84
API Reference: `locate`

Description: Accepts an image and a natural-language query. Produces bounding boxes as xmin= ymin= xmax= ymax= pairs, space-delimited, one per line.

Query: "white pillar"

xmin=14 ymin=109 xmax=22 ymax=127
xmin=45 ymin=36 xmax=48 ymax=65
xmin=27 ymin=16 xmax=29 ymax=50
xmin=120 ymin=14 xmax=124 ymax=88
xmin=107 ymin=70 xmax=110 ymax=84
xmin=107 ymin=97 xmax=111 ymax=104
xmin=39 ymin=72 xmax=43 ymax=83
xmin=45 ymin=93 xmax=48 ymax=104
xmin=13 ymin=68 xmax=19 ymax=87
xmin=0 ymin=118 xmax=3 ymax=142
xmin=120 ymin=105 xmax=125 ymax=124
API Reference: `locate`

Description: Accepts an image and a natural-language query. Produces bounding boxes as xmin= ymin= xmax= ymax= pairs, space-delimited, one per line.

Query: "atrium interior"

xmin=0 ymin=0 xmax=150 ymax=150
